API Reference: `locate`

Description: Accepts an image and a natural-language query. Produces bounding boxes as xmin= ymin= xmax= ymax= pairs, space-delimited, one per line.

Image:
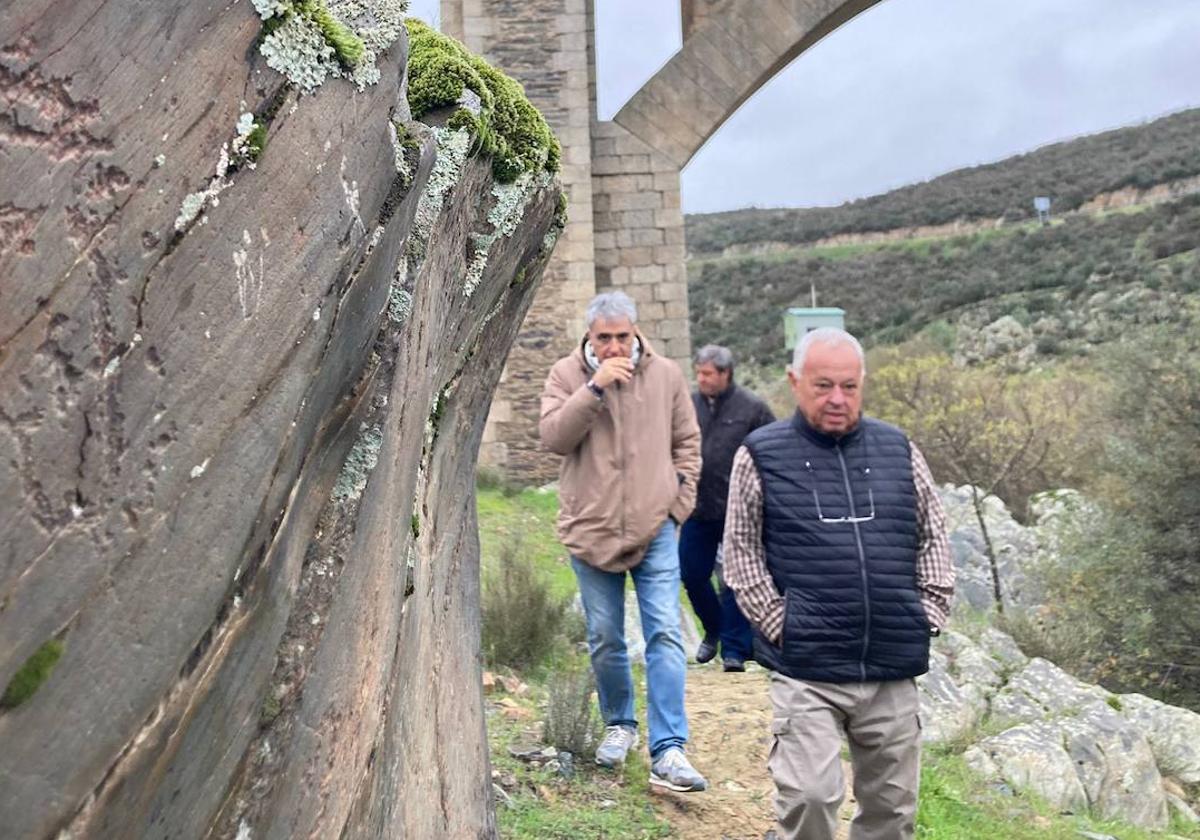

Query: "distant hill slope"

xmin=686 ymin=109 xmax=1200 ymax=368
xmin=686 ymin=108 xmax=1200 ymax=256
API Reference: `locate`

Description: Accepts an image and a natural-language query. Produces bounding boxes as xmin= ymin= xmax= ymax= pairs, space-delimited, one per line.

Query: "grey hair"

xmin=585 ymin=291 xmax=638 ymax=326
xmin=694 ymin=344 xmax=734 ymax=372
xmin=791 ymin=327 xmax=866 ymax=376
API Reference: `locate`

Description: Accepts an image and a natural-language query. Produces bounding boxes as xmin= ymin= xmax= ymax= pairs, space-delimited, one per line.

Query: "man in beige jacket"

xmin=540 ymin=291 xmax=707 ymax=792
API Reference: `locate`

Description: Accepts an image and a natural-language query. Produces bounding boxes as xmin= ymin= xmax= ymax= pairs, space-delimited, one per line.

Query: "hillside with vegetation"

xmin=686 ymin=107 xmax=1200 ymax=256
xmin=687 ymin=109 xmax=1200 ymax=370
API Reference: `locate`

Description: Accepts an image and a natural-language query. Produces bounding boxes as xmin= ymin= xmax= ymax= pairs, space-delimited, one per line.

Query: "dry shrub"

xmin=542 ymin=657 xmax=601 ymax=757
xmin=481 ymin=541 xmax=568 ymax=671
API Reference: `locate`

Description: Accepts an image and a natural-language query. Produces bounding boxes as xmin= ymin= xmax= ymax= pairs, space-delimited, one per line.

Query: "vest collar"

xmin=790 ymin=410 xmax=864 ymax=448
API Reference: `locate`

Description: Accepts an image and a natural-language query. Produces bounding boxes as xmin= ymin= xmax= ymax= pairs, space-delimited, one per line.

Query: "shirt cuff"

xmin=760 ymin=600 xmax=785 ymax=646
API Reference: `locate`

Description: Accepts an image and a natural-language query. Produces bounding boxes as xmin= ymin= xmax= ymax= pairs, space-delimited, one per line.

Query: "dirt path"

xmin=652 ymin=663 xmax=852 ymax=840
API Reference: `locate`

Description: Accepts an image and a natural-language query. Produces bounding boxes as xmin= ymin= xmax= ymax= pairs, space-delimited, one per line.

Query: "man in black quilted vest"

xmin=682 ymin=344 xmax=775 ymax=672
xmin=722 ymin=327 xmax=954 ymax=840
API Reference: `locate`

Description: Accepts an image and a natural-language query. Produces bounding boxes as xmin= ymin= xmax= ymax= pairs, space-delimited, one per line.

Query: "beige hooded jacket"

xmin=539 ymin=335 xmax=701 ymax=572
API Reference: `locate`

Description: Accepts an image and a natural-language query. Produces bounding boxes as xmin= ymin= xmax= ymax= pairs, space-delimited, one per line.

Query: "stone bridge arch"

xmin=617 ymin=0 xmax=883 ymax=168
xmin=441 ymin=0 xmax=882 ymax=480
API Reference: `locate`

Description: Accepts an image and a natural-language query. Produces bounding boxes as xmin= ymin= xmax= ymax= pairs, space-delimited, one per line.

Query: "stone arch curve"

xmin=615 ymin=0 xmax=884 ymax=167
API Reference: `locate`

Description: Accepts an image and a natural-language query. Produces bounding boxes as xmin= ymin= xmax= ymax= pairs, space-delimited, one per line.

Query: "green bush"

xmin=1034 ymin=332 xmax=1200 ymax=708
xmin=481 ymin=540 xmax=569 ymax=671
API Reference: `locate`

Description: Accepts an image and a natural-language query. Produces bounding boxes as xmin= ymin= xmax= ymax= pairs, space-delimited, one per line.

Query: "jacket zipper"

xmin=836 ymin=445 xmax=870 ymax=682
xmin=616 ymin=380 xmax=625 ymax=542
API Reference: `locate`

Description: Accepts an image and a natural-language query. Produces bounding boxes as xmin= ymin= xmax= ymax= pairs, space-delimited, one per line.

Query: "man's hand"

xmin=592 ymin=356 xmax=634 ymax=388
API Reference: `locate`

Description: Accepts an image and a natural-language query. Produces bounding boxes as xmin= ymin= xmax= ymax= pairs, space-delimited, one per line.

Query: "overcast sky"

xmin=407 ymin=0 xmax=1200 ymax=214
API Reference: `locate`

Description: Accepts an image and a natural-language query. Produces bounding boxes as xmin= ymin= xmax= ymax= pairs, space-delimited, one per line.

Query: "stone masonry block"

xmin=665 ymin=336 xmax=693 ymax=359
xmin=656 ymin=318 xmax=689 ymax=340
xmin=655 ymin=208 xmax=683 ymax=229
xmin=631 ymin=228 xmax=665 ymax=247
xmin=654 ymin=282 xmax=687 ymax=302
xmin=559 ymin=12 xmax=587 ymax=33
xmin=561 ymin=278 xmax=595 ymax=302
xmin=630 ymin=264 xmax=665 ymax=284
xmin=594 ymin=174 xmax=641 ymax=194
xmin=592 ymin=210 xmax=617 ymax=231
xmin=654 ymin=245 xmax=685 ymax=264
xmin=591 ymin=156 xmax=625 ymax=176
xmin=566 ymin=261 xmax=593 ymax=283
xmin=618 ymin=246 xmax=654 ymax=266
xmin=609 ymin=191 xmax=662 ymax=212
xmin=619 ymin=154 xmax=652 ymax=171
xmin=592 ymin=120 xmax=625 ymax=139
xmin=566 ymin=142 xmax=591 ymax=166
xmin=621 ymin=210 xmax=656 ymax=228
xmin=665 ymin=300 xmax=689 ymax=320
xmin=616 ymin=228 xmax=664 ymax=248
xmin=638 ymin=301 xmax=666 ymax=322
xmin=560 ymin=30 xmax=587 ymax=53
xmin=653 ymin=171 xmax=680 ymax=191
xmin=595 ymin=248 xmax=618 ymax=269
xmin=623 ymin=285 xmax=654 ymax=305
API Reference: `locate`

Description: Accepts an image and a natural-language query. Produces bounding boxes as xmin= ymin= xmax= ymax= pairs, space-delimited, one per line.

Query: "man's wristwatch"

xmin=930 ymin=626 xmax=941 ymax=638
xmin=586 ymin=378 xmax=604 ymax=400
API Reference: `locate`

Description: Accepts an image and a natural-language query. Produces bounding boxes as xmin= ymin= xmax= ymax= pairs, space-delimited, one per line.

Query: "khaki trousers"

xmin=767 ymin=673 xmax=921 ymax=840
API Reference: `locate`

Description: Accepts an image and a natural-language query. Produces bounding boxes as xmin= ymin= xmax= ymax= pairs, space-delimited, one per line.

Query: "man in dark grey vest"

xmin=723 ymin=328 xmax=954 ymax=840
xmin=681 ymin=345 xmax=774 ymax=671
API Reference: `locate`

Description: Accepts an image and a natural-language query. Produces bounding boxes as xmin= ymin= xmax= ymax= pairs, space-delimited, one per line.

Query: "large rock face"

xmin=920 ymin=630 xmax=1200 ymax=830
xmin=0 ymin=4 xmax=561 ymax=838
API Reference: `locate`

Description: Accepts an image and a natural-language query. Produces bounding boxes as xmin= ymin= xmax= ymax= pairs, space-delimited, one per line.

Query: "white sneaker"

xmin=649 ymin=747 xmax=708 ymax=792
xmin=594 ymin=724 xmax=638 ymax=768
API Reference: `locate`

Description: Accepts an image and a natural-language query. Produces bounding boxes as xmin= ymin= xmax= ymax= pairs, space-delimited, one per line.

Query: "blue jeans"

xmin=679 ymin=518 xmax=754 ymax=661
xmin=571 ymin=520 xmax=688 ymax=758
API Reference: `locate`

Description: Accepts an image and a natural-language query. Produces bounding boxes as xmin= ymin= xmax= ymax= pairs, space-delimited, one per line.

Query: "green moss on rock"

xmin=304 ymin=0 xmax=365 ymax=67
xmin=1 ymin=639 xmax=65 ymax=709
xmin=404 ymin=19 xmax=560 ymax=183
xmin=245 ymin=122 xmax=268 ymax=161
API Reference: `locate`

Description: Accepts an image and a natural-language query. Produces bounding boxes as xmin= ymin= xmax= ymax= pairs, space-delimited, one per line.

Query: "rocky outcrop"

xmin=0 ymin=4 xmax=562 ymax=838
xmin=918 ymin=628 xmax=1200 ymax=830
xmin=941 ymin=485 xmax=1045 ymax=612
xmin=927 ymin=489 xmax=1200 ymax=828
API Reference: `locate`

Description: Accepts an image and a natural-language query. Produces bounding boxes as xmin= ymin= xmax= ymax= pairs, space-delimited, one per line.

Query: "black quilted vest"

xmin=744 ymin=413 xmax=930 ymax=683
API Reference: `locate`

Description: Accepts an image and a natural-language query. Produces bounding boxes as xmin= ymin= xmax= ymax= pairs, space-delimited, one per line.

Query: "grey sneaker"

xmin=594 ymin=724 xmax=638 ymax=768
xmin=650 ymin=747 xmax=708 ymax=792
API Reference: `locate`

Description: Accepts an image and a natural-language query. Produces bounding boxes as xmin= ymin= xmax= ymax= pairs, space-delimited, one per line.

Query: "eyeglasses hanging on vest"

xmin=805 ymin=461 xmax=876 ymax=524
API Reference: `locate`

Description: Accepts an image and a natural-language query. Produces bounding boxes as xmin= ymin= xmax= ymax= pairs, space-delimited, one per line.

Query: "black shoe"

xmin=695 ymin=636 xmax=718 ymax=664
xmin=722 ymin=657 xmax=745 ymax=672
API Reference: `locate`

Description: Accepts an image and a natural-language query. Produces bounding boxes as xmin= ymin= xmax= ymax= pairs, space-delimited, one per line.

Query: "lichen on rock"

xmin=463 ymin=170 xmax=555 ymax=297
xmin=331 ymin=424 xmax=383 ymax=502
xmin=254 ymin=0 xmax=408 ymax=93
xmin=407 ymin=126 xmax=472 ymax=261
xmin=404 ymin=19 xmax=560 ymax=183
